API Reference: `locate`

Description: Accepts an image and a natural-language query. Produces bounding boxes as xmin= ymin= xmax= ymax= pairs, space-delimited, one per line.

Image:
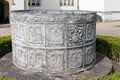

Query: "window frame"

xmin=59 ymin=0 xmax=75 ymax=7
xmin=28 ymin=0 xmax=41 ymax=7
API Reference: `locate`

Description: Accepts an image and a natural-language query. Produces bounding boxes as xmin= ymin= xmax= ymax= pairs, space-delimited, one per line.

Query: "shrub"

xmin=0 ymin=36 xmax=12 ymax=58
xmin=96 ymin=14 xmax=103 ymax=22
xmin=96 ymin=35 xmax=120 ymax=62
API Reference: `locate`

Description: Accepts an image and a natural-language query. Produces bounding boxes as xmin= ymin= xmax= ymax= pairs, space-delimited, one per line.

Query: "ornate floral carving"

xmin=67 ymin=23 xmax=83 ymax=46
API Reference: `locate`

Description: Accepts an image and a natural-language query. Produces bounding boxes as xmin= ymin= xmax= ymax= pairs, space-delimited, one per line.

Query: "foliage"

xmin=0 ymin=36 xmax=12 ymax=58
xmin=100 ymin=73 xmax=120 ymax=80
xmin=0 ymin=77 xmax=16 ymax=80
xmin=71 ymin=73 xmax=120 ymax=80
xmin=96 ymin=14 xmax=103 ymax=22
xmin=96 ymin=35 xmax=120 ymax=62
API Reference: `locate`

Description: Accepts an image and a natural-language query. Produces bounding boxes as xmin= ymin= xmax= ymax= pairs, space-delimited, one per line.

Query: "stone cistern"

xmin=10 ymin=10 xmax=96 ymax=76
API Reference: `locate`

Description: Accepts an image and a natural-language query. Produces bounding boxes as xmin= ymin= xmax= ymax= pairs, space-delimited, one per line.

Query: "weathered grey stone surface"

xmin=0 ymin=53 xmax=112 ymax=80
xmin=10 ymin=10 xmax=96 ymax=75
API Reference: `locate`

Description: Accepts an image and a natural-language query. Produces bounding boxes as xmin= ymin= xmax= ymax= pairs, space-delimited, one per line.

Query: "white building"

xmin=1 ymin=0 xmax=120 ymax=22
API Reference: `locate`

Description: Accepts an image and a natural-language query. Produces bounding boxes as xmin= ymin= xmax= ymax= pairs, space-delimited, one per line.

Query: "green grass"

xmin=72 ymin=72 xmax=120 ymax=80
xmin=0 ymin=77 xmax=16 ymax=80
xmin=0 ymin=36 xmax=12 ymax=58
xmin=96 ymin=35 xmax=120 ymax=62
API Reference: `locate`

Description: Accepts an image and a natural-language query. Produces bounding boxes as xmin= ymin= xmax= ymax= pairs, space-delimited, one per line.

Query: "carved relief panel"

xmin=26 ymin=24 xmax=45 ymax=47
xmin=85 ymin=45 xmax=96 ymax=65
xmin=15 ymin=22 xmax=25 ymax=42
xmin=27 ymin=49 xmax=44 ymax=70
xmin=10 ymin=22 xmax=16 ymax=41
xmin=15 ymin=46 xmax=26 ymax=67
xmin=11 ymin=10 xmax=96 ymax=75
xmin=47 ymin=50 xmax=64 ymax=72
xmin=46 ymin=24 xmax=65 ymax=47
xmin=68 ymin=48 xmax=83 ymax=69
xmin=67 ymin=23 xmax=84 ymax=46
xmin=86 ymin=22 xmax=96 ymax=41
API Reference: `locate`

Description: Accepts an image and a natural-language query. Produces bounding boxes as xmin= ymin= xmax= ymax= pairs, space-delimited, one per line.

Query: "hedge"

xmin=96 ymin=14 xmax=103 ymax=22
xmin=96 ymin=35 xmax=120 ymax=62
xmin=0 ymin=36 xmax=12 ymax=58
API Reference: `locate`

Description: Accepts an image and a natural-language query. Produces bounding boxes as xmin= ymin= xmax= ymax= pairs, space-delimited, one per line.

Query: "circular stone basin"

xmin=10 ymin=10 xmax=96 ymax=76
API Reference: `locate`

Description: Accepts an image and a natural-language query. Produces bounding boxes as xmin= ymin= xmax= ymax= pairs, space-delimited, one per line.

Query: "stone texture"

xmin=10 ymin=10 xmax=96 ymax=75
xmin=0 ymin=52 xmax=112 ymax=80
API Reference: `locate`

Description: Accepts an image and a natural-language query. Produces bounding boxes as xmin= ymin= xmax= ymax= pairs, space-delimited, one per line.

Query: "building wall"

xmin=101 ymin=0 xmax=120 ymax=21
xmin=29 ymin=0 xmax=78 ymax=10
xmin=11 ymin=0 xmax=25 ymax=10
xmin=79 ymin=0 xmax=104 ymax=11
xmin=104 ymin=0 xmax=120 ymax=11
xmin=10 ymin=0 xmax=120 ymax=22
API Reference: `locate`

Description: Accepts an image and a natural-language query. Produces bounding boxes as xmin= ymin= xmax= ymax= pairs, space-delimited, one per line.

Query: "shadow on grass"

xmin=96 ymin=38 xmax=112 ymax=59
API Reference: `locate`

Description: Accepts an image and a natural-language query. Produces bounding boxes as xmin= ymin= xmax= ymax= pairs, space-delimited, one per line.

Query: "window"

xmin=59 ymin=0 xmax=75 ymax=6
xmin=28 ymin=0 xmax=41 ymax=6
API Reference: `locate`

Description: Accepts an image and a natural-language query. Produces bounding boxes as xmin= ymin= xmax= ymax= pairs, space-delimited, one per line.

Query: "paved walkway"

xmin=0 ymin=24 xmax=11 ymax=36
xmin=0 ymin=22 xmax=120 ymax=37
xmin=96 ymin=21 xmax=120 ymax=37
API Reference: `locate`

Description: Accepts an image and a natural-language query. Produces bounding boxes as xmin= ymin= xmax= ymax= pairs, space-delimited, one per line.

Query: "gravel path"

xmin=0 ymin=22 xmax=120 ymax=37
